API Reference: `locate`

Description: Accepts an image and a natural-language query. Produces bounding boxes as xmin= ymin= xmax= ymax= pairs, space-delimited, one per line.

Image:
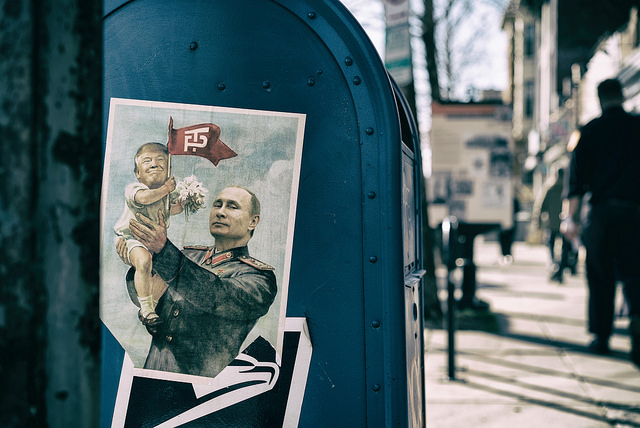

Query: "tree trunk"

xmin=422 ymin=0 xmax=442 ymax=103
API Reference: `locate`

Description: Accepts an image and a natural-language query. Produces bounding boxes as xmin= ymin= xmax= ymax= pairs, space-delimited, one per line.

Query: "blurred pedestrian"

xmin=562 ymin=78 xmax=640 ymax=368
xmin=499 ymin=197 xmax=520 ymax=265
xmin=538 ymin=168 xmax=575 ymax=283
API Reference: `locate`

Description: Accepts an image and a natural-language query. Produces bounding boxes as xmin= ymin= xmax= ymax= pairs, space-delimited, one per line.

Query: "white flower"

xmin=176 ymin=175 xmax=208 ymax=219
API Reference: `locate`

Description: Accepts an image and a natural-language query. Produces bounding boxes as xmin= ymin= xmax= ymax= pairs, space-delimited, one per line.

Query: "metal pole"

xmin=447 ymin=273 xmax=456 ymax=380
xmin=442 ymin=217 xmax=457 ymax=380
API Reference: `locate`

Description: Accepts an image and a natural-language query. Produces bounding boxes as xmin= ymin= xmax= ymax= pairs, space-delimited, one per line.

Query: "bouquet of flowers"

xmin=176 ymin=175 xmax=208 ymax=221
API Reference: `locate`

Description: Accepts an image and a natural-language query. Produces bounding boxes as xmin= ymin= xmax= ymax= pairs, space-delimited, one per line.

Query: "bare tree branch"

xmin=432 ymin=0 xmax=508 ymax=100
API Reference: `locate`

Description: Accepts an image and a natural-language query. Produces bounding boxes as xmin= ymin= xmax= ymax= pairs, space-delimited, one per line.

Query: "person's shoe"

xmin=499 ymin=255 xmax=513 ymax=266
xmin=549 ymin=271 xmax=564 ymax=284
xmin=138 ymin=309 xmax=164 ymax=335
xmin=630 ymin=317 xmax=640 ymax=368
xmin=587 ymin=337 xmax=610 ymax=355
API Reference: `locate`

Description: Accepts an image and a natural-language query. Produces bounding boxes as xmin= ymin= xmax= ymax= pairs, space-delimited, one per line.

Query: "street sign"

xmin=385 ymin=0 xmax=413 ymax=86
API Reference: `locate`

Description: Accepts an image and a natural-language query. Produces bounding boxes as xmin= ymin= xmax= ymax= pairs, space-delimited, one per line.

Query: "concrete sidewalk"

xmin=424 ymin=238 xmax=640 ymax=427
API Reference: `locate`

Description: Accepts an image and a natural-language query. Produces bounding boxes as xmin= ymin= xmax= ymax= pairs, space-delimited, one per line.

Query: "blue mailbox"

xmin=101 ymin=1 xmax=426 ymax=426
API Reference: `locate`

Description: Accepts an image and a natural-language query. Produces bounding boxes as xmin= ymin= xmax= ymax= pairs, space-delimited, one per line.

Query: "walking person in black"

xmin=562 ymin=78 xmax=640 ymax=368
xmin=539 ymin=168 xmax=574 ymax=283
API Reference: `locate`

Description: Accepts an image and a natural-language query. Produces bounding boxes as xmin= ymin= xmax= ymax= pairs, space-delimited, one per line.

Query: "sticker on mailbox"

xmin=109 ymin=318 xmax=312 ymax=427
xmin=100 ymin=98 xmax=305 ymax=386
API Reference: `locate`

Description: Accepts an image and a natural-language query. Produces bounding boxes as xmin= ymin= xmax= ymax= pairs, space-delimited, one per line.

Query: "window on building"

xmin=525 ymin=80 xmax=534 ymax=118
xmin=524 ymin=23 xmax=535 ymax=57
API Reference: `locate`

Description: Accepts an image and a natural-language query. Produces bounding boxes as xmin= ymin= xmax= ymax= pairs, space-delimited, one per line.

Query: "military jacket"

xmin=140 ymin=240 xmax=277 ymax=378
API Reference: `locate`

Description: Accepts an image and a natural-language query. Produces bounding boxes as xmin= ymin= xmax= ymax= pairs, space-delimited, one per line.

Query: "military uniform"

xmin=129 ymin=240 xmax=277 ymax=378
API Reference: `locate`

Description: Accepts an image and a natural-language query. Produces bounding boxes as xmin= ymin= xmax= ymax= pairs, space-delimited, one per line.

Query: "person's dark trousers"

xmin=500 ymin=227 xmax=515 ymax=257
xmin=456 ymin=223 xmax=491 ymax=310
xmin=548 ymin=230 xmax=560 ymax=262
xmin=556 ymin=235 xmax=573 ymax=278
xmin=561 ymin=237 xmax=572 ymax=267
xmin=583 ymin=202 xmax=640 ymax=345
xmin=549 ymin=230 xmax=571 ymax=282
xmin=566 ymin=245 xmax=578 ymax=275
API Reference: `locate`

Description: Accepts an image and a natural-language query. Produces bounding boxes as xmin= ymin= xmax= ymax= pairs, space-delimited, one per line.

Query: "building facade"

xmin=502 ymin=0 xmax=640 ymax=239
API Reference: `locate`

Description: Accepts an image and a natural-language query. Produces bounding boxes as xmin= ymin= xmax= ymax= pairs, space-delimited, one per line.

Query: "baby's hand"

xmin=115 ymin=237 xmax=131 ymax=265
xmin=164 ymin=176 xmax=176 ymax=193
xmin=170 ymin=200 xmax=184 ymax=215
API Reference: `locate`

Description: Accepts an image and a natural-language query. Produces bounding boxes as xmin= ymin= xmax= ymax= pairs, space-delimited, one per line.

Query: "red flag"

xmin=167 ymin=117 xmax=237 ymax=166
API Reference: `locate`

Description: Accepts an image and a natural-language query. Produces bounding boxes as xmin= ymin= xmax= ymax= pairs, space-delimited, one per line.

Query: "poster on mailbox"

xmin=100 ymin=98 xmax=307 ymax=425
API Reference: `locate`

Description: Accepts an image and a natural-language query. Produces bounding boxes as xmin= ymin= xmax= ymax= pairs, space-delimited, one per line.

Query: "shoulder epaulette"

xmin=183 ymin=245 xmax=210 ymax=251
xmin=239 ymin=255 xmax=275 ymax=271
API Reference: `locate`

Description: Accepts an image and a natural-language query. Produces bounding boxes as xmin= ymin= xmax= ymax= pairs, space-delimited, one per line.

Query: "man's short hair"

xmin=227 ymin=185 xmax=261 ymax=216
xmin=134 ymin=142 xmax=168 ymax=173
xmin=597 ymin=79 xmax=624 ymax=103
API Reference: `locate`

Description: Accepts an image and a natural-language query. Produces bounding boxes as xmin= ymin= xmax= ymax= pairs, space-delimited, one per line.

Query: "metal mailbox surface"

xmin=102 ymin=1 xmax=422 ymax=426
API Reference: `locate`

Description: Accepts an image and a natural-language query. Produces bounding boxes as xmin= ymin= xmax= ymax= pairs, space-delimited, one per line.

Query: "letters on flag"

xmin=167 ymin=117 xmax=237 ymax=166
